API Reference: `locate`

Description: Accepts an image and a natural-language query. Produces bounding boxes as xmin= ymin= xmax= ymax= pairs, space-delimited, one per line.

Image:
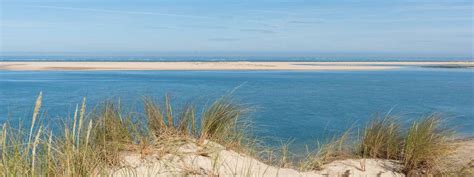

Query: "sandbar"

xmin=0 ymin=61 xmax=472 ymax=71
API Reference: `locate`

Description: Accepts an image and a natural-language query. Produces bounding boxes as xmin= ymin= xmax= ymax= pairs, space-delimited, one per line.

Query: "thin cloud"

xmin=143 ymin=25 xmax=175 ymax=30
xmin=248 ymin=9 xmax=300 ymax=16
xmin=357 ymin=16 xmax=471 ymax=23
xmin=208 ymin=38 xmax=240 ymax=42
xmin=32 ymin=5 xmax=213 ymax=19
xmin=288 ymin=20 xmax=324 ymax=24
xmin=395 ymin=3 xmax=472 ymax=12
xmin=240 ymin=29 xmax=275 ymax=34
xmin=182 ymin=24 xmax=228 ymax=30
xmin=0 ymin=20 xmax=98 ymax=28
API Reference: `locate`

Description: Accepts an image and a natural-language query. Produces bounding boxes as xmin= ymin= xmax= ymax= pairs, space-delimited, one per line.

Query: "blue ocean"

xmin=0 ymin=67 xmax=473 ymax=148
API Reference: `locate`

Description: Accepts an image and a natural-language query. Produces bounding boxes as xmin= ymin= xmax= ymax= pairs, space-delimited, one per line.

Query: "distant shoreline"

xmin=0 ymin=61 xmax=472 ymax=71
xmin=1 ymin=58 xmax=472 ymax=63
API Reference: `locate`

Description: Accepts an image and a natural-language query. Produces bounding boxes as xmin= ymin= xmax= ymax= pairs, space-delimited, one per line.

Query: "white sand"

xmin=108 ymin=139 xmax=474 ymax=176
xmin=438 ymin=138 xmax=474 ymax=174
xmin=0 ymin=61 xmax=472 ymax=71
xmin=110 ymin=141 xmax=404 ymax=177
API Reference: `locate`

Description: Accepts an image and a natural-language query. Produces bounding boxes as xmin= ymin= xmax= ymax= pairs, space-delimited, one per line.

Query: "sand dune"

xmin=110 ymin=139 xmax=474 ymax=176
xmin=111 ymin=141 xmax=405 ymax=177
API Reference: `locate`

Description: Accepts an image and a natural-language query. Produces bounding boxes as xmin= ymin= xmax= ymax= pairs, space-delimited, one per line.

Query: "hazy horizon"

xmin=0 ymin=51 xmax=472 ymax=59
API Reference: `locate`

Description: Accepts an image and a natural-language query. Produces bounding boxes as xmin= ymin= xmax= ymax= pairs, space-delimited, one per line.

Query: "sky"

xmin=0 ymin=0 xmax=473 ymax=57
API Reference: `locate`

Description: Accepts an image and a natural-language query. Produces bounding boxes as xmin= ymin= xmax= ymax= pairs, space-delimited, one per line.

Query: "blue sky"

xmin=0 ymin=0 xmax=472 ymax=57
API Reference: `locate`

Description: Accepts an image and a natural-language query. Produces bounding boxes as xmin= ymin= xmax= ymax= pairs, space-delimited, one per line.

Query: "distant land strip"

xmin=0 ymin=61 xmax=472 ymax=71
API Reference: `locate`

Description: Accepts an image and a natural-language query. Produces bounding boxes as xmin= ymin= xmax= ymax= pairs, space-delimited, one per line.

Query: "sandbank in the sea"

xmin=0 ymin=61 xmax=472 ymax=71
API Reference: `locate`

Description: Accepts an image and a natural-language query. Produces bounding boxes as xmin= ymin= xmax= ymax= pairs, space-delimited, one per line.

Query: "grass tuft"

xmin=299 ymin=130 xmax=353 ymax=170
xmin=402 ymin=114 xmax=454 ymax=175
xmin=199 ymin=97 xmax=248 ymax=147
xmin=358 ymin=115 xmax=403 ymax=159
xmin=91 ymin=101 xmax=135 ymax=166
xmin=277 ymin=139 xmax=294 ymax=168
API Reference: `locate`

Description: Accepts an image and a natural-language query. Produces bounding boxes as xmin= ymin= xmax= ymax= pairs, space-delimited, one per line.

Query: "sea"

xmin=0 ymin=56 xmax=473 ymax=149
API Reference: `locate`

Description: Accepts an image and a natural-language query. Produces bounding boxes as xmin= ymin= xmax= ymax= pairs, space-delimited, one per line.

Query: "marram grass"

xmin=402 ymin=114 xmax=454 ymax=175
xmin=0 ymin=93 xmax=460 ymax=176
xmin=299 ymin=129 xmax=353 ymax=171
xmin=356 ymin=113 xmax=455 ymax=175
xmin=358 ymin=115 xmax=403 ymax=159
xmin=0 ymin=93 xmax=253 ymax=176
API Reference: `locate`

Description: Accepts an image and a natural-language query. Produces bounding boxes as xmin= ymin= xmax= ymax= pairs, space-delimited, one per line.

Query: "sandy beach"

xmin=0 ymin=61 xmax=472 ymax=71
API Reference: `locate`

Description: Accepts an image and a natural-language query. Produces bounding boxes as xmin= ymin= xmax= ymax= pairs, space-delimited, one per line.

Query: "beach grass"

xmin=402 ymin=114 xmax=454 ymax=175
xmin=199 ymin=96 xmax=249 ymax=147
xmin=298 ymin=129 xmax=353 ymax=171
xmin=0 ymin=93 xmax=253 ymax=176
xmin=356 ymin=114 xmax=455 ymax=175
xmin=295 ymin=114 xmax=456 ymax=175
xmin=0 ymin=93 xmax=461 ymax=176
xmin=358 ymin=115 xmax=403 ymax=159
xmin=277 ymin=139 xmax=294 ymax=168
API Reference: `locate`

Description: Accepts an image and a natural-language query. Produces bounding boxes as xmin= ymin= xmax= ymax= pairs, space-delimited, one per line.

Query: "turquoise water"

xmin=0 ymin=68 xmax=473 ymax=147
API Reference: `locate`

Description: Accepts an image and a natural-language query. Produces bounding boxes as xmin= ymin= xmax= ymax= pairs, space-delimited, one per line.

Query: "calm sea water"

xmin=0 ymin=68 xmax=473 ymax=148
